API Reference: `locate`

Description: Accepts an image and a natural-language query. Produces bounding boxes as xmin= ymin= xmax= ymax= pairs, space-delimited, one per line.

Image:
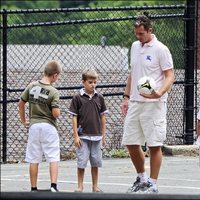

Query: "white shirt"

xmin=197 ymin=110 xmax=200 ymax=120
xmin=130 ymin=34 xmax=173 ymax=102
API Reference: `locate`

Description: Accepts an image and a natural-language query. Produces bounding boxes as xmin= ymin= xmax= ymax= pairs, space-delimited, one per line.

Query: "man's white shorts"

xmin=122 ymin=101 xmax=167 ymax=147
xmin=25 ymin=123 xmax=60 ymax=163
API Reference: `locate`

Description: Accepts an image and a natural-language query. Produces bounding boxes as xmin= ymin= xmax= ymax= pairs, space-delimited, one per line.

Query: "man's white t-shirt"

xmin=197 ymin=110 xmax=200 ymax=120
xmin=130 ymin=34 xmax=174 ymax=102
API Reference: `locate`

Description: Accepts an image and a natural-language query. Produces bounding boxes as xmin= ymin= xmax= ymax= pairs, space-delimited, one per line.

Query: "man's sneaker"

xmin=136 ymin=181 xmax=158 ymax=194
xmin=126 ymin=177 xmax=142 ymax=193
xmin=50 ymin=187 xmax=59 ymax=192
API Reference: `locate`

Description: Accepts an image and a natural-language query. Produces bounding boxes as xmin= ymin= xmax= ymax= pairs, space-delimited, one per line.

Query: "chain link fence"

xmin=0 ymin=4 xmax=199 ymax=162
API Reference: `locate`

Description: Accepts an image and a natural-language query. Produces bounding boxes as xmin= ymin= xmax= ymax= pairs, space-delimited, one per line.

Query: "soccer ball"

xmin=137 ymin=76 xmax=156 ymax=94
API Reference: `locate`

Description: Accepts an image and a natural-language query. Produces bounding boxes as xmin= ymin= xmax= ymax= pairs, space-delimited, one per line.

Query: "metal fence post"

xmin=2 ymin=9 xmax=8 ymax=162
xmin=184 ymin=0 xmax=196 ymax=144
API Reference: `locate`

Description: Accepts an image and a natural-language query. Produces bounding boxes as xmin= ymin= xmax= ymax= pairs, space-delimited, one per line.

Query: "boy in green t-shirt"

xmin=18 ymin=60 xmax=62 ymax=192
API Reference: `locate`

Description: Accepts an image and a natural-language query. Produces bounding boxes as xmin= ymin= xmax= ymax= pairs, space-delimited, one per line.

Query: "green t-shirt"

xmin=20 ymin=81 xmax=60 ymax=129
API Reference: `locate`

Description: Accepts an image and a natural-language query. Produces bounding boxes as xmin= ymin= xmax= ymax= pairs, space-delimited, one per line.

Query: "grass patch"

xmin=103 ymin=149 xmax=130 ymax=158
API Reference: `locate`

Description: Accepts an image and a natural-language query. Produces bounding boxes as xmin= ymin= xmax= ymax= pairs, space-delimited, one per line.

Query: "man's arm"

xmin=121 ymin=73 xmax=132 ymax=116
xmin=157 ymin=68 xmax=175 ymax=96
xmin=124 ymin=73 xmax=131 ymax=98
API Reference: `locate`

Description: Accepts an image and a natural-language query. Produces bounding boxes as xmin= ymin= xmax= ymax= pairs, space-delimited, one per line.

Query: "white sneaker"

xmin=136 ymin=181 xmax=158 ymax=194
xmin=50 ymin=187 xmax=59 ymax=192
xmin=126 ymin=177 xmax=142 ymax=193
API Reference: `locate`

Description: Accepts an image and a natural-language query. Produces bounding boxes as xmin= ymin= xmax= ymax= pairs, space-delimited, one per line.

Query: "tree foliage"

xmin=1 ymin=0 xmax=186 ymax=10
xmin=1 ymin=0 xmax=186 ymax=69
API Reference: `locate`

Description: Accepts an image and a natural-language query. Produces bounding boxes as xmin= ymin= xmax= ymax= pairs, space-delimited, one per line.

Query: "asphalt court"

xmin=1 ymin=156 xmax=200 ymax=195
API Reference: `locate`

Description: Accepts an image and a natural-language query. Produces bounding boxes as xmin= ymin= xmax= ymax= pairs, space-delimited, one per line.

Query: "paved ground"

xmin=1 ymin=155 xmax=200 ymax=195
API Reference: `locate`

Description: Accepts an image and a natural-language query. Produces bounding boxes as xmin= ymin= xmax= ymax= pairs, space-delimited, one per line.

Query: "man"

xmin=121 ymin=15 xmax=174 ymax=194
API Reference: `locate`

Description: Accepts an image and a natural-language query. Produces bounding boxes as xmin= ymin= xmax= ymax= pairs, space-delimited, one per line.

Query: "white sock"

xmin=138 ymin=172 xmax=149 ymax=183
xmin=148 ymin=178 xmax=157 ymax=190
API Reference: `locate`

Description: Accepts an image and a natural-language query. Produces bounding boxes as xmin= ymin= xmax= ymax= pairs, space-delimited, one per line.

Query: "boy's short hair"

xmin=44 ymin=60 xmax=62 ymax=76
xmin=134 ymin=15 xmax=152 ymax=31
xmin=82 ymin=68 xmax=98 ymax=81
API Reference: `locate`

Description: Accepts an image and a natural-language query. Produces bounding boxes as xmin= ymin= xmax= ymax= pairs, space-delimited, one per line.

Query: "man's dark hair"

xmin=134 ymin=15 xmax=152 ymax=31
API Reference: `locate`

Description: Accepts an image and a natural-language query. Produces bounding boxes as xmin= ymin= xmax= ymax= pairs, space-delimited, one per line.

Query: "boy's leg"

xmin=75 ymin=139 xmax=90 ymax=192
xmin=91 ymin=167 xmax=101 ymax=192
xmin=26 ymin=124 xmax=42 ymax=191
xmin=41 ymin=123 xmax=60 ymax=191
xmin=49 ymin=161 xmax=59 ymax=190
xmin=90 ymin=140 xmax=102 ymax=192
xmin=29 ymin=163 xmax=39 ymax=190
xmin=76 ymin=168 xmax=85 ymax=192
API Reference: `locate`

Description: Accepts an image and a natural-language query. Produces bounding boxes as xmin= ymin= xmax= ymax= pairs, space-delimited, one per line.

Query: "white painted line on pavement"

xmin=2 ymin=179 xmax=200 ymax=191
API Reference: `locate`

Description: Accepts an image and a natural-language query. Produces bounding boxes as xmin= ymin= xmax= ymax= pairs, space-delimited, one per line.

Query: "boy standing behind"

xmin=68 ymin=68 xmax=108 ymax=193
xmin=18 ymin=60 xmax=62 ymax=192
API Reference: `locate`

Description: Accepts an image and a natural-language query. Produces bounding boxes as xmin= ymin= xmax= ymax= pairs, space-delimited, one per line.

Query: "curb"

xmin=162 ymin=145 xmax=200 ymax=156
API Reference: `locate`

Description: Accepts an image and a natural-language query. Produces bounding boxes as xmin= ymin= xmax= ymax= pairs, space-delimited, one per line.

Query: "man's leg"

xmin=127 ymin=145 xmax=145 ymax=173
xmin=126 ymin=145 xmax=149 ymax=193
xmin=149 ymin=146 xmax=162 ymax=179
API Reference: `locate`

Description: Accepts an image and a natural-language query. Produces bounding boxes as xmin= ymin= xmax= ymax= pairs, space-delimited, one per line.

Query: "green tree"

xmin=1 ymin=0 xmax=59 ymax=9
xmin=1 ymin=0 xmax=186 ymax=10
xmin=1 ymin=0 xmax=186 ymax=69
xmin=59 ymin=0 xmax=91 ymax=8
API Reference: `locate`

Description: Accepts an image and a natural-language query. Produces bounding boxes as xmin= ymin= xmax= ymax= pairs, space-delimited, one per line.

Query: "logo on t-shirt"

xmin=30 ymin=86 xmax=50 ymax=104
xmin=146 ymin=55 xmax=152 ymax=61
